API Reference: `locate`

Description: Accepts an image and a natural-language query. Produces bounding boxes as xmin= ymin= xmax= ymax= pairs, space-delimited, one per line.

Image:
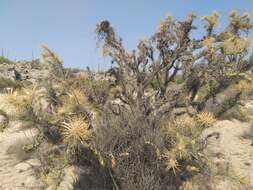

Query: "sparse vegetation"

xmin=0 ymin=10 xmax=252 ymax=190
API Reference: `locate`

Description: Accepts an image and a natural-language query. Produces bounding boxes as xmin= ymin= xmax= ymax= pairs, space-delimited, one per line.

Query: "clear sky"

xmin=0 ymin=0 xmax=253 ymax=69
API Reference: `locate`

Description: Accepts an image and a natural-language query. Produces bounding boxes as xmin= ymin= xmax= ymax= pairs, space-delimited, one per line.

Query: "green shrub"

xmin=0 ymin=56 xmax=14 ymax=64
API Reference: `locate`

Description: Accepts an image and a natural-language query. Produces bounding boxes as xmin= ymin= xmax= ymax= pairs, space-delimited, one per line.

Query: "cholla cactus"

xmin=163 ymin=152 xmax=180 ymax=175
xmin=93 ymin=11 xmax=252 ymax=190
xmin=202 ymin=36 xmax=215 ymax=48
xmin=229 ymin=10 xmax=252 ymax=34
xmin=41 ymin=44 xmax=65 ymax=79
xmin=61 ymin=116 xmax=91 ymax=146
xmin=195 ymin=112 xmax=216 ymax=128
xmin=174 ymin=116 xmax=196 ymax=129
xmin=202 ymin=11 xmax=220 ymax=36
xmin=223 ymin=35 xmax=251 ymax=55
xmin=236 ymin=79 xmax=253 ymax=94
xmin=96 ymin=11 xmax=253 ymax=123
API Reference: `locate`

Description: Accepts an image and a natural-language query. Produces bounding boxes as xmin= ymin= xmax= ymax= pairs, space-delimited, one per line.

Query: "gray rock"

xmin=15 ymin=162 xmax=31 ymax=171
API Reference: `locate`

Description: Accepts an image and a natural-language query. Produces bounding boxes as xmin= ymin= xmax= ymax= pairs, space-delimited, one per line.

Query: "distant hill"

xmin=0 ymin=56 xmax=14 ymax=64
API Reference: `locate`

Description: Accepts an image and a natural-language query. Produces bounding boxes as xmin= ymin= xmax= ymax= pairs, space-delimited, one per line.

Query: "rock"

xmin=219 ymin=105 xmax=244 ymax=121
xmin=0 ymin=59 xmax=51 ymax=83
xmin=26 ymin=158 xmax=41 ymax=167
xmin=15 ymin=163 xmax=31 ymax=172
xmin=204 ymin=86 xmax=241 ymax=117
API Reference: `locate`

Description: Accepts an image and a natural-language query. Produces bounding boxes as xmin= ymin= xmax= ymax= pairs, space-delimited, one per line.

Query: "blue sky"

xmin=0 ymin=0 xmax=253 ymax=69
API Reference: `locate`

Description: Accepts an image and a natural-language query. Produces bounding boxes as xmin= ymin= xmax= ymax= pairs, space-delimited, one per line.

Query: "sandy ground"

xmin=202 ymin=119 xmax=253 ymax=189
xmin=0 ymin=121 xmax=44 ymax=190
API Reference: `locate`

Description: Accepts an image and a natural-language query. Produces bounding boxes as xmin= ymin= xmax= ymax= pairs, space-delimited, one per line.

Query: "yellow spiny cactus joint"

xmin=202 ymin=37 xmax=215 ymax=48
xmin=61 ymin=116 xmax=91 ymax=146
xmin=195 ymin=112 xmax=216 ymax=128
xmin=165 ymin=156 xmax=180 ymax=175
xmin=223 ymin=35 xmax=251 ymax=55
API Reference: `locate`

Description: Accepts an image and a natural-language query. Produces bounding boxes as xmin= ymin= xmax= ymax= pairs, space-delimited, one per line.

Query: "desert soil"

xmin=0 ymin=121 xmax=44 ymax=190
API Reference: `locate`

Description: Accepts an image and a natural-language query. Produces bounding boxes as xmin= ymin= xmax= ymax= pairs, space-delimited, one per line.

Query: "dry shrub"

xmin=85 ymin=77 xmax=111 ymax=106
xmin=0 ymin=76 xmax=22 ymax=91
xmin=41 ymin=43 xmax=65 ymax=79
xmin=5 ymin=86 xmax=35 ymax=116
xmin=5 ymin=83 xmax=64 ymax=148
xmin=93 ymin=110 xmax=166 ymax=189
xmin=57 ymin=88 xmax=89 ymax=116
xmin=93 ymin=110 xmax=210 ymax=190
xmin=37 ymin=144 xmax=67 ymax=189
xmin=236 ymin=78 xmax=253 ymax=98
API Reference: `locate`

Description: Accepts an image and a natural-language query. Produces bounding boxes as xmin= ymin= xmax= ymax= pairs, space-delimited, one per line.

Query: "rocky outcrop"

xmin=0 ymin=59 xmax=51 ymax=83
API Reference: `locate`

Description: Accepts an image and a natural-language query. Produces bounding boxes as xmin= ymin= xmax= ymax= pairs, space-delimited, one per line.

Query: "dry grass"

xmin=5 ymin=85 xmax=37 ymax=116
xmin=57 ymin=88 xmax=89 ymax=116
